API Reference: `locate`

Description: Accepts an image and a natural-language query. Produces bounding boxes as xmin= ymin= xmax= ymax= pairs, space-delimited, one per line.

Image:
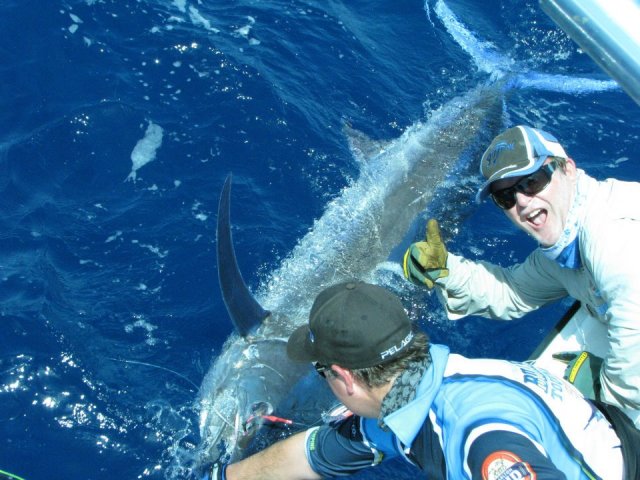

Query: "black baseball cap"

xmin=287 ymin=281 xmax=416 ymax=369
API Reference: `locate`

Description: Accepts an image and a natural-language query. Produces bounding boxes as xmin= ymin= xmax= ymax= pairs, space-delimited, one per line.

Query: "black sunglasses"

xmin=490 ymin=161 xmax=557 ymax=210
xmin=314 ymin=362 xmax=331 ymax=378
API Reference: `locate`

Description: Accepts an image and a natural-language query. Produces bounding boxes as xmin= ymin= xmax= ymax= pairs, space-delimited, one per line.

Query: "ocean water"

xmin=1 ymin=0 xmax=638 ymax=479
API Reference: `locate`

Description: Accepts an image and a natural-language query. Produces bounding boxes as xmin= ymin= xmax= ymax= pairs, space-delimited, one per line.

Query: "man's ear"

xmin=564 ymin=157 xmax=577 ymax=174
xmin=331 ymin=365 xmax=357 ymax=395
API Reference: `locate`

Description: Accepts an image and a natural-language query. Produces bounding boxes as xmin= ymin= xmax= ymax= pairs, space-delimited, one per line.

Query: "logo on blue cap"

xmin=485 ymin=141 xmax=514 ymax=168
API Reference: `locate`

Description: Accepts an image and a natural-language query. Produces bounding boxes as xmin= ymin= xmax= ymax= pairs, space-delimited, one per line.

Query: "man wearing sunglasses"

xmin=204 ymin=281 xmax=634 ymax=480
xmin=403 ymin=125 xmax=640 ymax=429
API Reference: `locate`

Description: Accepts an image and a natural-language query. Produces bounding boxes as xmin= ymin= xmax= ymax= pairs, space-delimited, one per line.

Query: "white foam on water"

xmin=126 ymin=121 xmax=164 ymax=182
xmin=188 ymin=6 xmax=220 ymax=33
xmin=431 ymin=0 xmax=618 ymax=96
xmin=172 ymin=0 xmax=187 ymax=13
xmin=432 ymin=0 xmax=514 ymax=76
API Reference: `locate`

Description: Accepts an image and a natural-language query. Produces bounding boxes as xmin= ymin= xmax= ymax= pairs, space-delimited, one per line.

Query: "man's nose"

xmin=514 ymin=190 xmax=532 ymax=208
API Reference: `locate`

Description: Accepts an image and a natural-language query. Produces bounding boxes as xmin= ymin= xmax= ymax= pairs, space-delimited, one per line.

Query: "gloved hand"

xmin=403 ymin=219 xmax=449 ymax=288
xmin=201 ymin=462 xmax=227 ymax=480
xmin=552 ymin=350 xmax=603 ymax=400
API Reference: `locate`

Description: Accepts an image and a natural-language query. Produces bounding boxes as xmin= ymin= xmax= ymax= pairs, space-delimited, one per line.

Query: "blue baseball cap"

xmin=476 ymin=126 xmax=568 ymax=203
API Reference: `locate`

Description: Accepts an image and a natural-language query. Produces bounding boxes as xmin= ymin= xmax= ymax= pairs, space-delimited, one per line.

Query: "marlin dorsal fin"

xmin=217 ymin=174 xmax=269 ymax=337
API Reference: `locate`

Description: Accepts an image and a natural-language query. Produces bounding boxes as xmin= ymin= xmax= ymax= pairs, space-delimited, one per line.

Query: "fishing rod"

xmin=0 ymin=469 xmax=26 ymax=480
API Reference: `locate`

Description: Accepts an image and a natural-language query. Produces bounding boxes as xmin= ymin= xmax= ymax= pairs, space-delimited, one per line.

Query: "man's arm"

xmin=403 ymin=219 xmax=568 ymax=321
xmin=226 ymin=430 xmax=321 ymax=480
xmin=467 ymin=430 xmax=569 ymax=480
xmin=435 ymin=251 xmax=568 ymax=320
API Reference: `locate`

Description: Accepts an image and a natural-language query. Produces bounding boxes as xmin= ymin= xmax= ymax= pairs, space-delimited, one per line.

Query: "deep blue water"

xmin=1 ymin=0 xmax=638 ymax=478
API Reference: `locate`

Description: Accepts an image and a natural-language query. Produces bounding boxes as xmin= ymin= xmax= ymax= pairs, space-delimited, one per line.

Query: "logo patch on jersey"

xmin=482 ymin=451 xmax=536 ymax=480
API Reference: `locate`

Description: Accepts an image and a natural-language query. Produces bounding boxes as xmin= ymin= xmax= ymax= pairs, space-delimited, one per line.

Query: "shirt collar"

xmin=540 ymin=170 xmax=586 ymax=269
xmin=381 ymin=344 xmax=449 ymax=446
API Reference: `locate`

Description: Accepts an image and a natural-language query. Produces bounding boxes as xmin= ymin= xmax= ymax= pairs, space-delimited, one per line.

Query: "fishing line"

xmin=107 ymin=358 xmax=199 ymax=391
xmin=108 ymin=359 xmax=243 ymax=433
xmin=108 ymin=358 xmax=241 ymax=439
xmin=255 ymin=363 xmax=285 ymax=381
xmin=209 ymin=404 xmax=236 ymax=431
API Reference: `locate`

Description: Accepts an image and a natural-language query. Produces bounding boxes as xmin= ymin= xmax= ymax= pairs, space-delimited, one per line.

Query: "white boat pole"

xmin=540 ymin=0 xmax=640 ymax=107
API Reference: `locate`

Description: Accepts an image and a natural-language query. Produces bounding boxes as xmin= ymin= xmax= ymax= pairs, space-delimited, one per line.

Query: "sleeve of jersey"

xmin=467 ymin=430 xmax=567 ymax=480
xmin=305 ymin=416 xmax=388 ymax=477
xmin=437 ymin=252 xmax=567 ymax=321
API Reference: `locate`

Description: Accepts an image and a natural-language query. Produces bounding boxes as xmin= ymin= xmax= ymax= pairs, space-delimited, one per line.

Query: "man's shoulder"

xmin=581 ymin=177 xmax=640 ymax=241
xmin=585 ymin=175 xmax=640 ymax=219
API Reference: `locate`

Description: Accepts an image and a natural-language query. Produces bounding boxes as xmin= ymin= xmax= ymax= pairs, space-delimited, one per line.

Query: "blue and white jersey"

xmin=306 ymin=344 xmax=624 ymax=479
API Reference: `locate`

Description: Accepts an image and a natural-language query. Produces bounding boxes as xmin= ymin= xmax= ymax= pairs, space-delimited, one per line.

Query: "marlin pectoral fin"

xmin=217 ymin=174 xmax=270 ymax=337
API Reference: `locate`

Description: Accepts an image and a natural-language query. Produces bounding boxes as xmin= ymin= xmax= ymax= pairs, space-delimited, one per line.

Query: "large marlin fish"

xmin=197 ymin=79 xmax=505 ymax=464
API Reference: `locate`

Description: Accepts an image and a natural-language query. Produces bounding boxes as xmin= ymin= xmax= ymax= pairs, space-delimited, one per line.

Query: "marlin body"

xmin=197 ymin=80 xmax=505 ymax=464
